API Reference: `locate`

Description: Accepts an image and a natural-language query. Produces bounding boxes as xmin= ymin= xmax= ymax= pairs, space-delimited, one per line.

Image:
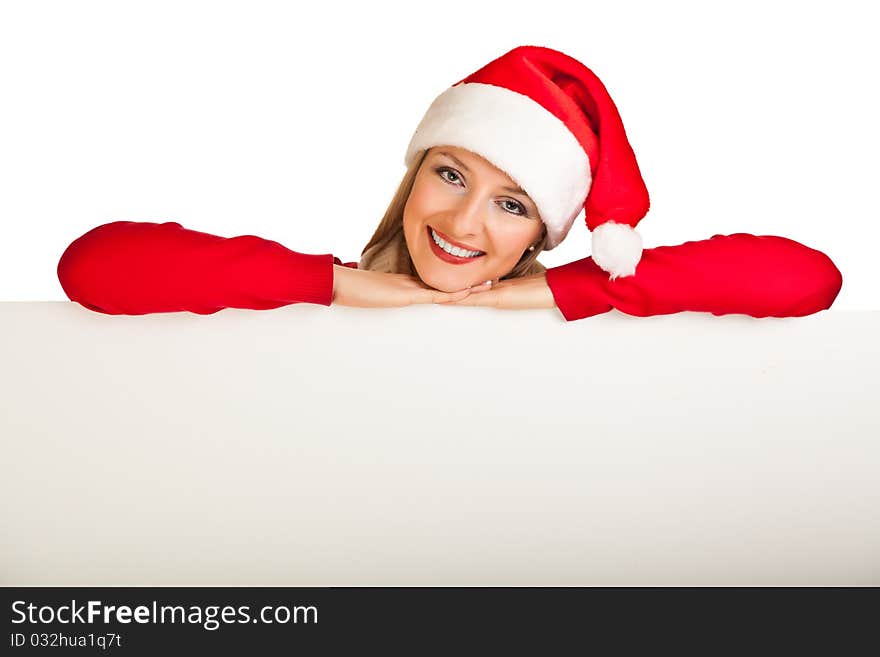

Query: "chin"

xmin=419 ymin=268 xmax=465 ymax=292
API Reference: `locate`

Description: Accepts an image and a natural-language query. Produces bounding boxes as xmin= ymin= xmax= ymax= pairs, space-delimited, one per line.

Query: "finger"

xmin=432 ymin=287 xmax=470 ymax=304
xmin=454 ymin=281 xmax=491 ymax=296
xmin=441 ymin=295 xmax=479 ymax=306
xmin=454 ymin=281 xmax=492 ymax=298
xmin=467 ymin=281 xmax=493 ymax=294
xmin=432 ymin=280 xmax=493 ymax=304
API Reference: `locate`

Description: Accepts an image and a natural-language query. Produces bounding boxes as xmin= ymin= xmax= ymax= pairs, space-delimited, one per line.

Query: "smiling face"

xmin=402 ymin=145 xmax=545 ymax=292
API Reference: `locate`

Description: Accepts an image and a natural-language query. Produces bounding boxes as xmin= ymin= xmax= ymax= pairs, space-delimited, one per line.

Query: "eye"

xmin=434 ymin=166 xmax=462 ymax=186
xmin=500 ymin=199 xmax=527 ymax=216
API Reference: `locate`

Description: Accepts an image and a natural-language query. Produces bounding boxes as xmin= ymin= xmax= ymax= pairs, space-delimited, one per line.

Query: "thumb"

xmin=433 ymin=287 xmax=472 ymax=304
xmin=434 ymin=280 xmax=492 ymax=304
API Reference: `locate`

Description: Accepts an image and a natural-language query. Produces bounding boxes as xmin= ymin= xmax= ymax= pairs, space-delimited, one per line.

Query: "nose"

xmin=446 ymin=193 xmax=485 ymax=238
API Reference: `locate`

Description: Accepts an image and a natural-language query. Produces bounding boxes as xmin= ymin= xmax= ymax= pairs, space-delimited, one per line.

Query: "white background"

xmin=1 ymin=0 xmax=877 ymax=308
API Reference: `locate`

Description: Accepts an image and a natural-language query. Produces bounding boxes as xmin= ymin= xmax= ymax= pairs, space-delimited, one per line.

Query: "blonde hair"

xmin=358 ymin=149 xmax=548 ymax=280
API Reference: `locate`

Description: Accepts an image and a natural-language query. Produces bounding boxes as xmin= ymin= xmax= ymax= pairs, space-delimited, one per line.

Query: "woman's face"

xmin=403 ymin=145 xmax=544 ymax=292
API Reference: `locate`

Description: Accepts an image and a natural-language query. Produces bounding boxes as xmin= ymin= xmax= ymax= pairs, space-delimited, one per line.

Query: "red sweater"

xmin=56 ymin=220 xmax=843 ymax=321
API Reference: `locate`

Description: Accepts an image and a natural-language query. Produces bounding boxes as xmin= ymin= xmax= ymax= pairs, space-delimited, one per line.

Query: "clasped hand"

xmin=332 ymin=265 xmax=556 ymax=310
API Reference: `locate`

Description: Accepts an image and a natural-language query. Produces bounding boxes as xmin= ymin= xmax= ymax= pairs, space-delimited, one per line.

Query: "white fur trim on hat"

xmin=404 ymin=82 xmax=591 ymax=251
xmin=591 ymin=221 xmax=643 ymax=280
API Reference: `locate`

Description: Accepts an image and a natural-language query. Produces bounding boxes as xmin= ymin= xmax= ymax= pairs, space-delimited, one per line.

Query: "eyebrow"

xmin=436 ymin=151 xmax=529 ymax=198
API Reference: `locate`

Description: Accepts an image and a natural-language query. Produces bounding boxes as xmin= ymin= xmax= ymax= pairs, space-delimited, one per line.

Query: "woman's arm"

xmin=544 ymin=233 xmax=843 ymax=321
xmin=57 ymin=221 xmax=336 ymax=315
xmin=58 ymin=220 xmax=489 ymax=315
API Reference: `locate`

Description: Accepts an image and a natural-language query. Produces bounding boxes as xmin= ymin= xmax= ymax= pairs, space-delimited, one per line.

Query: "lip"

xmin=429 ymin=226 xmax=484 ymax=253
xmin=426 ymin=226 xmax=486 ymax=265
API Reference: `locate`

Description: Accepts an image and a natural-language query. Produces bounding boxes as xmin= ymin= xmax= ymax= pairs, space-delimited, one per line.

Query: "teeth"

xmin=431 ymin=228 xmax=483 ymax=258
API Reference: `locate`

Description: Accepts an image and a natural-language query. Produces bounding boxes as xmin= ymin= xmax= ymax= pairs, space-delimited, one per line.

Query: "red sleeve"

xmin=332 ymin=257 xmax=360 ymax=269
xmin=545 ymin=233 xmax=843 ymax=321
xmin=57 ymin=220 xmax=338 ymax=315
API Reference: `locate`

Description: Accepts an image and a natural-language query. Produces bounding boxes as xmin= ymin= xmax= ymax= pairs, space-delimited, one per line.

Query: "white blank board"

xmin=1 ymin=302 xmax=878 ymax=585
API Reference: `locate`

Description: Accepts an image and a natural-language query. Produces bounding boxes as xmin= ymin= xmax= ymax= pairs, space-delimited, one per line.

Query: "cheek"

xmin=402 ymin=195 xmax=424 ymax=245
xmin=488 ymin=224 xmax=539 ymax=260
xmin=404 ymin=181 xmax=449 ymax=243
xmin=403 ymin=198 xmax=433 ymax=266
xmin=406 ymin=180 xmax=440 ymax=219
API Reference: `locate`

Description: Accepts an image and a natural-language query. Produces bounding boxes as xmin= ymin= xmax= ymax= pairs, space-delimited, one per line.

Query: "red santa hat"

xmin=404 ymin=44 xmax=650 ymax=280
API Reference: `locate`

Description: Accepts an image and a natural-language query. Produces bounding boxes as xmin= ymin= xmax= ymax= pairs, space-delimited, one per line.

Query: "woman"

xmin=57 ymin=45 xmax=843 ymax=320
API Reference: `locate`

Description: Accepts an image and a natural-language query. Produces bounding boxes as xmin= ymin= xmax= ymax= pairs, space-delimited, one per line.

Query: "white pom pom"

xmin=591 ymin=221 xmax=643 ymax=280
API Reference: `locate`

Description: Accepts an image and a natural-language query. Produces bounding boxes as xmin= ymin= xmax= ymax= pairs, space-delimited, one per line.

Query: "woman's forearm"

xmin=545 ymin=233 xmax=843 ymax=321
xmin=57 ymin=221 xmax=336 ymax=315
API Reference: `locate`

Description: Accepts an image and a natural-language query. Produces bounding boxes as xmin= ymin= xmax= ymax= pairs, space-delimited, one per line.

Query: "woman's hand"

xmin=439 ymin=273 xmax=558 ymax=310
xmin=332 ymin=265 xmax=493 ymax=308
